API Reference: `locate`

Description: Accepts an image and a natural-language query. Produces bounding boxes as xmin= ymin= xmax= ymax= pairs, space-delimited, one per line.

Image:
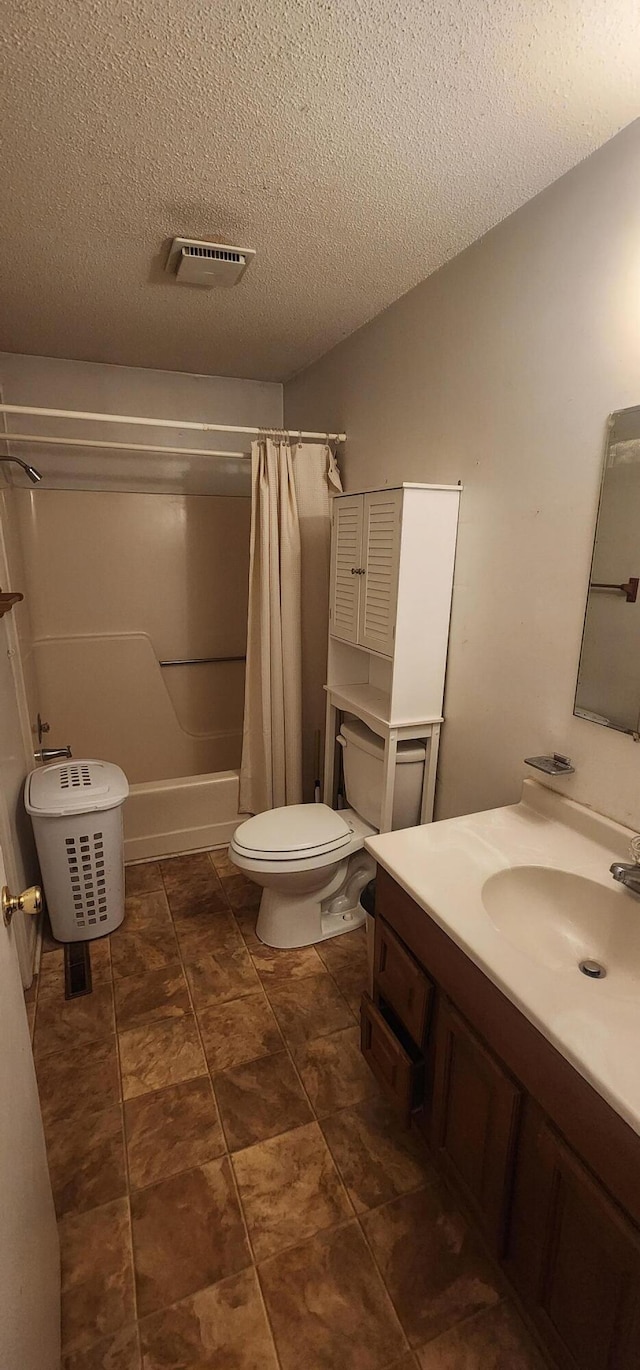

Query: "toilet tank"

xmin=338 ymin=717 xmax=426 ymax=831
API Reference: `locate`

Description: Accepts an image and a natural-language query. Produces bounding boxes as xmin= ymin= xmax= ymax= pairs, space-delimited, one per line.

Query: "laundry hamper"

xmin=25 ymin=759 xmax=129 ymax=942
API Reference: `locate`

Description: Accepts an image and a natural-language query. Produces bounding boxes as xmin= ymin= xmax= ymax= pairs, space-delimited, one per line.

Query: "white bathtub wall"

xmin=14 ymin=489 xmax=250 ymax=783
xmin=285 ymin=121 xmax=640 ymax=831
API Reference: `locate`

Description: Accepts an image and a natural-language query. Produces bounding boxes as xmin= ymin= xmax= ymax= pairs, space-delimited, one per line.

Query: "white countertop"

xmin=366 ymin=779 xmax=640 ymax=1136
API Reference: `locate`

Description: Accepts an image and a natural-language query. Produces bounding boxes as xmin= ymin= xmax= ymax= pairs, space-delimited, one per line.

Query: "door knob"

xmin=2 ymin=884 xmax=43 ymax=927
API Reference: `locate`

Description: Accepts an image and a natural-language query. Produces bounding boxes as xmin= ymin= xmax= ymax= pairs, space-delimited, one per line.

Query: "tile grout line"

xmin=110 ymin=947 xmax=143 ymax=1370
xmin=206 ymin=854 xmax=373 ymax=1360
xmin=124 ymin=860 xmax=250 ymax=1340
xmin=173 ymin=852 xmax=285 ymax=1370
xmin=211 ymin=872 xmax=401 ymax=1347
xmin=353 ymin=1201 xmax=414 ymax=1359
xmin=410 ymin=1295 xmax=510 ymax=1359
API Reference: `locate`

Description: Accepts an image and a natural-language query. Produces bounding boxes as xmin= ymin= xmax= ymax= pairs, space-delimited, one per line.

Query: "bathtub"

xmin=124 ymin=769 xmax=242 ymax=862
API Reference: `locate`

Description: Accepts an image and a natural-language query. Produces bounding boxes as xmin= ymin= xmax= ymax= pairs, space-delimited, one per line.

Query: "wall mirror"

xmin=575 ymin=406 xmax=640 ymax=737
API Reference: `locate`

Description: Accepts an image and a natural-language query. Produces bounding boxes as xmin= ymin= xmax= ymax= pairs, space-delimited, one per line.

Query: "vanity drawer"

xmin=374 ymin=917 xmax=434 ymax=1046
xmin=360 ymin=993 xmax=424 ymax=1123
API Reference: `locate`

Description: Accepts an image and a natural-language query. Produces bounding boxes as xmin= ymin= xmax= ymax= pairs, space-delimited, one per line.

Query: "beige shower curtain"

xmin=239 ymin=436 xmax=342 ymax=815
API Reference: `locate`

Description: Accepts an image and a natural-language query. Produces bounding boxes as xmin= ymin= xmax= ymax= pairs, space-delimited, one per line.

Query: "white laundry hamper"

xmin=25 ymin=759 xmax=129 ymax=942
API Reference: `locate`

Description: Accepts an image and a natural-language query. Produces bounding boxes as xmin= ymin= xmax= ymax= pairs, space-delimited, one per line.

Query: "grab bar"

xmin=159 ymin=654 xmax=246 ymax=667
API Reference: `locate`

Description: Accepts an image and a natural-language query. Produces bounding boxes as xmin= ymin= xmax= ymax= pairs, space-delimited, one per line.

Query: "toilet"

xmin=229 ymin=717 xmax=426 ymax=948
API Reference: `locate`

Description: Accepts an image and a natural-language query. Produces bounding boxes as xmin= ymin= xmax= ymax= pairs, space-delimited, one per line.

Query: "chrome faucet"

xmin=35 ymin=746 xmax=73 ymax=764
xmin=610 ymin=844 xmax=640 ymax=895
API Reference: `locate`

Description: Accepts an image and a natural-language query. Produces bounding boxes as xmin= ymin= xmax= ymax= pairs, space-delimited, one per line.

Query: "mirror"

xmin=575 ymin=406 xmax=640 ymax=737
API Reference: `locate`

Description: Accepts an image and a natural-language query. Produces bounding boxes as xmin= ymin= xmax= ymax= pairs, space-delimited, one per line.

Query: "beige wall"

xmin=285 ymin=120 xmax=640 ymax=830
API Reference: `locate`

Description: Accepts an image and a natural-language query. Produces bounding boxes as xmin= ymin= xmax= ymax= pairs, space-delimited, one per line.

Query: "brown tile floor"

xmin=28 ymin=849 xmax=548 ymax=1370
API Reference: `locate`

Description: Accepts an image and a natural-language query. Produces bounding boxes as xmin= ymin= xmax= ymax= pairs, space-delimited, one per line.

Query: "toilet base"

xmin=255 ymin=851 xmax=374 ymax=949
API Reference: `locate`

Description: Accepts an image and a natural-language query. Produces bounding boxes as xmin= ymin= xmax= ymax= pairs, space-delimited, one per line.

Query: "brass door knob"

xmin=2 ymin=884 xmax=43 ymax=927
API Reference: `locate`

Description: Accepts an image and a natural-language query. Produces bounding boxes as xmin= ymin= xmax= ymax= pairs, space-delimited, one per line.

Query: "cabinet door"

xmin=360 ymin=994 xmax=423 ymax=1125
xmin=431 ymin=999 xmax=521 ymax=1254
xmin=358 ymin=490 xmax=402 ymax=656
xmin=509 ymin=1112 xmax=640 ymax=1370
xmin=329 ymin=494 xmax=363 ymax=644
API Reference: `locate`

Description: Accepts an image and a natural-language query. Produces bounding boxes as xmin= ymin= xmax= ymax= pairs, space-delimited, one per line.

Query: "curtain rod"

xmin=0 ymin=403 xmax=346 ymax=443
xmin=0 ymin=432 xmax=249 ymax=460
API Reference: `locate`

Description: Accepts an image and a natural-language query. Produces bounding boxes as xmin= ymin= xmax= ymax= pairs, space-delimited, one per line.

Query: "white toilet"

xmin=229 ymin=717 xmax=426 ymax=948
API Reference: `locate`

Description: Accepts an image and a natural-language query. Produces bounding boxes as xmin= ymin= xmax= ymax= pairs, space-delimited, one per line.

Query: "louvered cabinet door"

xmin=359 ymin=490 xmax=403 ymax=656
xmin=329 ymin=494 xmax=364 ymax=644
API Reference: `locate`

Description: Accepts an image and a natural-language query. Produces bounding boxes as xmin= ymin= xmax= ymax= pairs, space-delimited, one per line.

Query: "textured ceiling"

xmin=1 ymin=1 xmax=639 ymax=382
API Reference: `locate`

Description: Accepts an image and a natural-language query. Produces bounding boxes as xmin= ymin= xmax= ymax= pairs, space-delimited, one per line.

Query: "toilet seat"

xmin=231 ymin=803 xmax=353 ymax=863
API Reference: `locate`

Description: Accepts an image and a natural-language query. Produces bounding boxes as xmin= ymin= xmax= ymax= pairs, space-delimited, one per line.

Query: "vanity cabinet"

xmin=363 ymin=868 xmax=640 ymax=1370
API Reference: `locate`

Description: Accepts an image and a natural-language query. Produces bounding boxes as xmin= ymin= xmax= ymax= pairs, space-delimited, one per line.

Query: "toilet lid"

xmin=232 ymin=803 xmax=353 ymax=860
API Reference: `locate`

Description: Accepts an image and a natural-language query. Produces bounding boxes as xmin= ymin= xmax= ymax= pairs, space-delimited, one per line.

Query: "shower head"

xmin=0 ymin=456 xmax=42 ymax=483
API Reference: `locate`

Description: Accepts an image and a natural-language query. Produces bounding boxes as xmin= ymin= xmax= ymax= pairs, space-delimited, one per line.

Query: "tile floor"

xmin=27 ymin=848 xmax=549 ymax=1369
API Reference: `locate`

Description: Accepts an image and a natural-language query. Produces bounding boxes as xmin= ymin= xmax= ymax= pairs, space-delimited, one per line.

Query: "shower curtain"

xmin=239 ymin=436 xmax=342 ymax=815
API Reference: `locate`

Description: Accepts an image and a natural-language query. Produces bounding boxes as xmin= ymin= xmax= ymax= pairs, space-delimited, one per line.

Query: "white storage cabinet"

xmin=325 ymin=483 xmax=461 ymax=832
xmin=25 ymin=759 xmax=129 ymax=942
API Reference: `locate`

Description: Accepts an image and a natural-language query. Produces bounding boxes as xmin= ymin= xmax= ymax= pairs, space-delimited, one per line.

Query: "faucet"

xmin=610 ymin=840 xmax=640 ymax=895
xmin=35 ymin=746 xmax=73 ymax=764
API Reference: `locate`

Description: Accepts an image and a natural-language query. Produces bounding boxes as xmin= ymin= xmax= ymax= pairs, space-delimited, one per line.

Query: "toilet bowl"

xmin=229 ymin=718 xmax=426 ymax=949
xmin=230 ymin=803 xmax=376 ymax=948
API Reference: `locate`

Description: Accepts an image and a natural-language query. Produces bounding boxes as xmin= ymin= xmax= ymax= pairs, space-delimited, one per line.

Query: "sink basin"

xmin=482 ymin=865 xmax=640 ymax=984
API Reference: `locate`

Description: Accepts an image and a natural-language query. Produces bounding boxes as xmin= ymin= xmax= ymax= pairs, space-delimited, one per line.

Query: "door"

xmin=508 ymin=1109 xmax=640 ymax=1370
xmin=329 ymin=494 xmax=363 ymax=644
xmin=431 ymin=999 xmax=521 ymax=1254
xmin=0 ymin=490 xmax=40 ymax=984
xmin=359 ymin=490 xmax=402 ymax=657
xmin=0 ymin=838 xmax=60 ymax=1370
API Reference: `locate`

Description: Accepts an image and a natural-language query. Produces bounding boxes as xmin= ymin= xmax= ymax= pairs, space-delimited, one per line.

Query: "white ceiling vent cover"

xmin=166 ymin=238 xmax=256 ymax=287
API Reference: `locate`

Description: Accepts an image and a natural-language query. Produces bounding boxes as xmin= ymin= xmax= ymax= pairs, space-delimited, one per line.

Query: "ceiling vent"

xmin=165 ymin=238 xmax=256 ymax=287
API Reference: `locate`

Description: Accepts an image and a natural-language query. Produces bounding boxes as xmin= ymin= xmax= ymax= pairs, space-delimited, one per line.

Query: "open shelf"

xmin=324 ymin=681 xmax=443 ymax=736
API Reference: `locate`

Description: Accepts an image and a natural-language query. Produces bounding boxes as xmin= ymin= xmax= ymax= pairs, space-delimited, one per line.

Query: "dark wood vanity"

xmin=361 ymin=866 xmax=640 ymax=1370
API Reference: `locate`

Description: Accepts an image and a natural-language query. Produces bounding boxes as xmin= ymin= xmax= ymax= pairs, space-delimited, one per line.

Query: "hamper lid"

xmin=25 ymin=759 xmax=129 ymax=816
